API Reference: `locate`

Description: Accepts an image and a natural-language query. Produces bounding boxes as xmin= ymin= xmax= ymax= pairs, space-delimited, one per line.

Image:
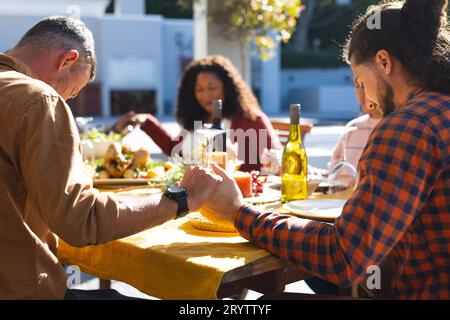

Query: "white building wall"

xmin=258 ymin=45 xmax=281 ymax=115
xmin=281 ymin=67 xmax=355 ymax=102
xmin=281 ymin=67 xmax=359 ymax=119
xmin=0 ymin=0 xmax=108 ymax=17
xmin=95 ymin=14 xmax=164 ymax=117
xmin=162 ymin=19 xmax=194 ymax=115
xmin=0 ymin=9 xmax=188 ymax=118
xmin=115 ymin=0 xmax=145 ymax=15
xmin=0 ymin=16 xmax=43 ymax=51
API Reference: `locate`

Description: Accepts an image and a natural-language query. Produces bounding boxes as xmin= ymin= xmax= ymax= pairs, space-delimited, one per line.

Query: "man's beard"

xmin=377 ymin=77 xmax=396 ymax=117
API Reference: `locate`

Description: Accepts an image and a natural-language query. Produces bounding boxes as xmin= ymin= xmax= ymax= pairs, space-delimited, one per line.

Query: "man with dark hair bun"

xmin=203 ymin=0 xmax=450 ymax=299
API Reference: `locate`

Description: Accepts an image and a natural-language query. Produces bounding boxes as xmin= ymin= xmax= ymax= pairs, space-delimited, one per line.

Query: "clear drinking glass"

xmin=327 ymin=126 xmax=358 ymax=193
xmin=195 ymin=124 xmax=226 ymax=168
xmin=260 ymin=148 xmax=282 ymax=175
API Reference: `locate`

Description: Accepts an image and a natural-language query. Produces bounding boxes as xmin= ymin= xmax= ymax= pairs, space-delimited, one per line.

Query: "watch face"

xmin=167 ymin=185 xmax=186 ymax=195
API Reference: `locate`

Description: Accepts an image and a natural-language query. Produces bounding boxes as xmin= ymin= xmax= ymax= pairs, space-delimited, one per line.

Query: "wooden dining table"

xmin=58 ymin=183 xmax=351 ymax=300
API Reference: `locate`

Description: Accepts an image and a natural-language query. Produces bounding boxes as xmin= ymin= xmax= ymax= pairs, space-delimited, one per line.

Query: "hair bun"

xmin=401 ymin=0 xmax=448 ymax=30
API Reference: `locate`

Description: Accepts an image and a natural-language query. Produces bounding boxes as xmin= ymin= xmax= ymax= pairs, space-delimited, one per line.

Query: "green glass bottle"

xmin=281 ymin=104 xmax=308 ymax=202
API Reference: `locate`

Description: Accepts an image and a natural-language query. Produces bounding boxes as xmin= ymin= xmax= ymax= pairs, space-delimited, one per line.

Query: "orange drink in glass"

xmin=232 ymin=171 xmax=253 ymax=198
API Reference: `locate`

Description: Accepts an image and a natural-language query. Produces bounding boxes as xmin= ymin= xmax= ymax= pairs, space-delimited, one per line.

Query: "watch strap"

xmin=175 ymin=194 xmax=189 ymax=218
xmin=164 ymin=188 xmax=189 ymax=219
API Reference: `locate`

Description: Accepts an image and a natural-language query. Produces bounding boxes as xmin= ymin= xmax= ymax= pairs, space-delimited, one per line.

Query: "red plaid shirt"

xmin=235 ymin=91 xmax=450 ymax=299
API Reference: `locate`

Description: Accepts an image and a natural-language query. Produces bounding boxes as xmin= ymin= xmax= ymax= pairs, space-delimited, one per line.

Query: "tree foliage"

xmin=146 ymin=0 xmax=193 ymax=18
xmin=179 ymin=0 xmax=302 ymax=61
xmin=283 ymin=0 xmax=382 ymax=68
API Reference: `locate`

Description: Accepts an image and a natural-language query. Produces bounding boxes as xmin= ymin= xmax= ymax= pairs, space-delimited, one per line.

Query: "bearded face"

xmin=351 ymin=58 xmax=399 ymax=119
xmin=376 ymin=75 xmax=396 ymax=117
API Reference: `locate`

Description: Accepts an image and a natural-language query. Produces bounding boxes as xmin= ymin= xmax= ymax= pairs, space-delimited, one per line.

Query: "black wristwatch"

xmin=164 ymin=185 xmax=189 ymax=219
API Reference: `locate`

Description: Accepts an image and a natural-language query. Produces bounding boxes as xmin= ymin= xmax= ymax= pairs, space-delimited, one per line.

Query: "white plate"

xmin=283 ymin=199 xmax=347 ymax=221
xmin=244 ymin=193 xmax=281 ymax=205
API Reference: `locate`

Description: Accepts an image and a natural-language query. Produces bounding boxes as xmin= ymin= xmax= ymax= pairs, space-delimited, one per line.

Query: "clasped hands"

xmin=180 ymin=163 xmax=245 ymax=225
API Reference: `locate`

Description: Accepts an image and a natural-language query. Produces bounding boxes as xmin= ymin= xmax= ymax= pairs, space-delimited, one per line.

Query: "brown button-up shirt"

xmin=0 ymin=53 xmax=168 ymax=299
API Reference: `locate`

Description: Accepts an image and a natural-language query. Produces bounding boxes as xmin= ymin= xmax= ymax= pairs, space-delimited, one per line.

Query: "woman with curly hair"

xmin=117 ymin=55 xmax=281 ymax=172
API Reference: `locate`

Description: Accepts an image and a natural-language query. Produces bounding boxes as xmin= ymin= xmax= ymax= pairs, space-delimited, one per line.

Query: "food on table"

xmin=162 ymin=161 xmax=189 ymax=190
xmin=82 ymin=128 xmax=122 ymax=143
xmin=250 ymin=170 xmax=266 ymax=196
xmin=97 ymin=170 xmax=110 ymax=179
xmin=88 ymin=142 xmax=174 ymax=181
xmin=232 ymin=170 xmax=269 ymax=198
xmin=163 ymin=161 xmax=173 ymax=171
xmin=145 ymin=169 xmax=159 ymax=179
xmin=189 ymin=212 xmax=237 ymax=233
xmin=131 ymin=149 xmax=150 ymax=169
xmin=81 ymin=128 xmax=124 ymax=159
xmin=146 ymin=166 xmax=165 ymax=179
xmin=123 ymin=169 xmax=138 ymax=179
xmin=196 ymin=206 xmax=236 ymax=232
xmin=104 ymin=143 xmax=131 ymax=177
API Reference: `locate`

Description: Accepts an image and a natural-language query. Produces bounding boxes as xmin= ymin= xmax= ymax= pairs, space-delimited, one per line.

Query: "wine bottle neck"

xmin=290 ymin=113 xmax=300 ymax=125
xmin=212 ymin=118 xmax=222 ymax=129
xmin=289 ymin=104 xmax=301 ymax=142
xmin=212 ymin=100 xmax=223 ymax=129
xmin=290 ymin=104 xmax=300 ymax=125
xmin=288 ymin=124 xmax=301 ymax=142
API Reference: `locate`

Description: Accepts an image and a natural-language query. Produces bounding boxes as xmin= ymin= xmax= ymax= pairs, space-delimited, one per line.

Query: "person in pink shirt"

xmin=328 ymin=83 xmax=383 ymax=173
xmin=260 ymin=84 xmax=383 ymax=178
xmin=306 ymin=83 xmax=384 ymax=296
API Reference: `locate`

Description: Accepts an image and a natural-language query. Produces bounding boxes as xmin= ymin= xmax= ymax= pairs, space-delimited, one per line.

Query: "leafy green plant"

xmin=161 ymin=160 xmax=189 ymax=191
xmin=82 ymin=128 xmax=122 ymax=142
xmin=179 ymin=0 xmax=302 ymax=61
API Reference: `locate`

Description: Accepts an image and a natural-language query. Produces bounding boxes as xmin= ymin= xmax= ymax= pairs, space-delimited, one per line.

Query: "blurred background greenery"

xmin=107 ymin=0 xmax=449 ymax=68
xmin=141 ymin=0 xmax=379 ymax=68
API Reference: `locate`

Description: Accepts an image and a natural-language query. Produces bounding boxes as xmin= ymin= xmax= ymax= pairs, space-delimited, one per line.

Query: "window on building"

xmin=68 ymin=83 xmax=102 ymax=117
xmin=110 ymin=89 xmax=157 ymax=115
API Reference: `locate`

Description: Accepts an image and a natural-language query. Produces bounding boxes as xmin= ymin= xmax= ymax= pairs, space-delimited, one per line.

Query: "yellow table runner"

xmin=58 ymin=214 xmax=270 ymax=300
xmin=58 ymin=186 xmax=351 ymax=299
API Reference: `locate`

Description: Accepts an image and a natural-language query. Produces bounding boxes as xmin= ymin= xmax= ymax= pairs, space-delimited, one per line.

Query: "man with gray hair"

xmin=11 ymin=16 xmax=96 ymax=100
xmin=0 ymin=16 xmax=222 ymax=299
